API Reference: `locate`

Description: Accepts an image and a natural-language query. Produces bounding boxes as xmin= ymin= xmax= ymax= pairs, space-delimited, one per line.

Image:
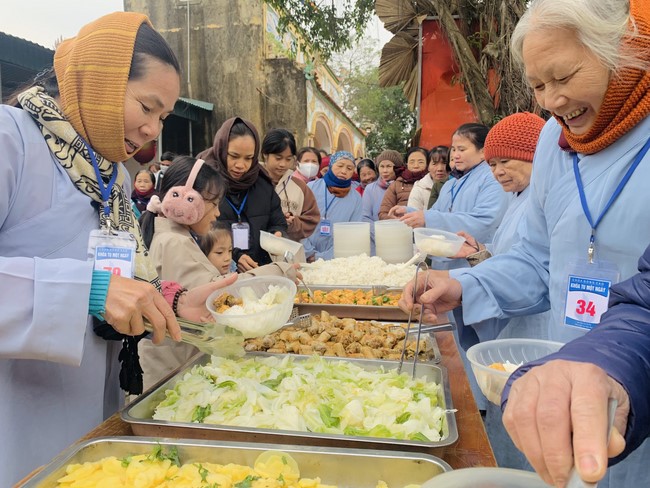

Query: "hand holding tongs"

xmin=284 ymin=250 xmax=314 ymax=301
xmin=398 ymin=261 xmax=430 ymax=378
xmin=143 ymin=317 xmax=245 ymax=357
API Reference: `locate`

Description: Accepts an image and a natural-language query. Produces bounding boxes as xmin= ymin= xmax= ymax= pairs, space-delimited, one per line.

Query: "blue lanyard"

xmin=573 ymin=136 xmax=650 ymax=261
xmin=226 ymin=192 xmax=249 ymax=222
xmin=323 ymin=184 xmax=336 ymax=219
xmin=83 ymin=138 xmax=118 ymax=221
xmin=449 ymin=171 xmax=471 ymax=212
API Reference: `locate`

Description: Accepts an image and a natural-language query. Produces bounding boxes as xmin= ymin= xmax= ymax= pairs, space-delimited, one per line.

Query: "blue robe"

xmin=422 ymin=162 xmax=508 ymax=270
xmin=454 ymin=116 xmax=650 ymax=486
xmin=304 ymin=178 xmax=363 ymax=260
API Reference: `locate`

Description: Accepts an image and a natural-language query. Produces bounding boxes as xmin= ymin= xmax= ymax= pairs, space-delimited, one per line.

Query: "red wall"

xmin=419 ymin=20 xmax=478 ymax=148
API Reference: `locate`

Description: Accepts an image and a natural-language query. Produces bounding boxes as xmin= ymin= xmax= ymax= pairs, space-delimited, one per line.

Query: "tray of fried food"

xmin=295 ymin=287 xmax=401 ymax=306
xmin=244 ymin=310 xmax=441 ymax=363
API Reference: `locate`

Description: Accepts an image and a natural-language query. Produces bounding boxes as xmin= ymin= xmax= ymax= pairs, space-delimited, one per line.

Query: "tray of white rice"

xmin=300 ymin=255 xmax=417 ymax=288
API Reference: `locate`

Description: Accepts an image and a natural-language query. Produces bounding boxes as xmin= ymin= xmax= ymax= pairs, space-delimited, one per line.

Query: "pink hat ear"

xmin=160 ymin=158 xmax=207 ymax=225
xmin=161 ymin=186 xmax=206 ymax=225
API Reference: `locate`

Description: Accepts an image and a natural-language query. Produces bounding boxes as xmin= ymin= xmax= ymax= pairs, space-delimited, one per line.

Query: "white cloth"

xmin=0 ymin=105 xmax=123 ymax=485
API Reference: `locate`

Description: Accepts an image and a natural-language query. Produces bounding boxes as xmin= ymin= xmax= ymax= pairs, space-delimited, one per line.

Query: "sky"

xmin=1 ymin=0 xmax=125 ymax=48
xmin=0 ymin=0 xmax=391 ymax=54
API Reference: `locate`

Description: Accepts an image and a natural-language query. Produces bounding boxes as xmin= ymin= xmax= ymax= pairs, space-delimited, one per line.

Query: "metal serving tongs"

xmin=283 ymin=250 xmax=314 ymax=302
xmin=398 ymin=261 xmax=430 ymax=378
xmin=143 ymin=317 xmax=245 ymax=357
xmin=566 ymin=397 xmax=618 ymax=488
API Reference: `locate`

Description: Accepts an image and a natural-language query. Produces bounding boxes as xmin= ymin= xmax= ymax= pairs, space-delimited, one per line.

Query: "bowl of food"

xmin=466 ymin=339 xmax=563 ymax=405
xmin=207 ymin=276 xmax=297 ymax=338
xmin=413 ymin=228 xmax=465 ymax=258
xmin=421 ymin=467 xmax=551 ymax=488
xmin=260 ymin=230 xmax=304 ymax=261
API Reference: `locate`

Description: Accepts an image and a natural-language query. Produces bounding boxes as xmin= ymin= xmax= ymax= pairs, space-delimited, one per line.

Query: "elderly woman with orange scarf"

xmin=399 ymin=0 xmax=650 ymax=485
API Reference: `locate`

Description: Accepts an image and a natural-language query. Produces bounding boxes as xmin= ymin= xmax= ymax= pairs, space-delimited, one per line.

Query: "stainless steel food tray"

xmin=22 ymin=436 xmax=452 ymax=487
xmin=264 ymin=318 xmax=443 ymax=364
xmin=122 ymin=353 xmax=458 ymax=451
xmin=295 ymin=285 xmax=409 ymax=320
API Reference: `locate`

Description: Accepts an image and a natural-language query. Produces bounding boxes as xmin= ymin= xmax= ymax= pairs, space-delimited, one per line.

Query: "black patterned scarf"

xmin=18 ymin=86 xmax=159 ymax=394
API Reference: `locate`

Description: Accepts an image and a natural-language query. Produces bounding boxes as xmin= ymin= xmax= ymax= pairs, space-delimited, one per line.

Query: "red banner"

xmin=419 ymin=20 xmax=478 ymax=148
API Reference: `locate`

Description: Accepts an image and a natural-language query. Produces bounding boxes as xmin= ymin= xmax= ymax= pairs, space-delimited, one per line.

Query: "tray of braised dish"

xmin=22 ymin=436 xmax=452 ymax=487
xmin=244 ymin=310 xmax=442 ymax=363
xmin=122 ymin=352 xmax=458 ymax=452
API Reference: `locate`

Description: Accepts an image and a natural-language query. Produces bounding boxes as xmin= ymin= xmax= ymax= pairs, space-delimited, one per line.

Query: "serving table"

xmin=16 ymin=331 xmax=495 ymax=486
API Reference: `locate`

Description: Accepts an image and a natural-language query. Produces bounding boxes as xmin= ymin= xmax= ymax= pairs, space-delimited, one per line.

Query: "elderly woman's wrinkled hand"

xmin=398 ymin=269 xmax=461 ymax=323
xmin=503 ymin=360 xmax=629 ymax=487
xmin=103 ymin=275 xmax=180 ymax=345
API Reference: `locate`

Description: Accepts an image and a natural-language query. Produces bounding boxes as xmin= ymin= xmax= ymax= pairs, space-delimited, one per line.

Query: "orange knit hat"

xmin=484 ymin=112 xmax=546 ymax=163
xmin=54 ymin=12 xmax=151 ymax=163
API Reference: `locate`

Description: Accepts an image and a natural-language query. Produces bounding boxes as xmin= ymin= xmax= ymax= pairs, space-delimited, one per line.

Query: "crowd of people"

xmin=2 ymin=0 xmax=650 ymax=485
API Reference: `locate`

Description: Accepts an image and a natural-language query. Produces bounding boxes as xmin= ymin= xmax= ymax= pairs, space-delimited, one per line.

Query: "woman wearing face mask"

xmin=0 ymin=13 xmax=235 ymax=485
xmin=361 ymin=149 xmax=404 ymax=224
xmin=304 ymin=151 xmax=363 ymax=261
xmin=198 ymin=117 xmax=288 ymax=272
xmin=293 ymin=146 xmax=321 ymax=183
xmin=262 ymin=130 xmax=320 ymax=241
xmin=380 ymin=147 xmax=429 ymax=220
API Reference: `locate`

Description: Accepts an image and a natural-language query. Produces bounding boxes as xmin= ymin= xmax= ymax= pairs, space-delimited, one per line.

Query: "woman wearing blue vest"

xmin=304 ymin=151 xmax=362 ymax=261
xmin=400 ymin=0 xmax=650 ymax=485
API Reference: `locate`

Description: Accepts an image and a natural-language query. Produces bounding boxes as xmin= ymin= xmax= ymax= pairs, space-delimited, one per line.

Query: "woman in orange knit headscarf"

xmin=0 ymin=12 xmax=236 ymax=484
xmin=398 ymin=0 xmax=650 ymax=486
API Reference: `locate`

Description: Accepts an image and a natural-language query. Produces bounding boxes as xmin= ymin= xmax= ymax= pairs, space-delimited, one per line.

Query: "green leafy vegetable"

xmin=146 ymin=444 xmax=181 ymax=467
xmin=396 ymin=412 xmax=411 ymax=424
xmin=318 ymin=404 xmax=340 ymax=428
xmin=234 ymin=475 xmax=260 ymax=488
xmin=192 ymin=405 xmax=212 ymax=423
xmin=410 ymin=432 xmax=431 ymax=442
xmin=196 ymin=463 xmax=209 ymax=482
xmin=120 ymin=456 xmax=132 ymax=467
xmin=216 ymin=380 xmax=236 ymax=388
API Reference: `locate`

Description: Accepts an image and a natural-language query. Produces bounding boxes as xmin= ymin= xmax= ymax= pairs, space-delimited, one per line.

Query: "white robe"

xmin=0 ymin=105 xmax=123 ymax=485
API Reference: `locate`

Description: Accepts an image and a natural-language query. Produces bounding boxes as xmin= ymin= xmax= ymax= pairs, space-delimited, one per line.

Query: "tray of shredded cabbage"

xmin=23 ymin=436 xmax=452 ymax=487
xmin=122 ymin=354 xmax=457 ymax=450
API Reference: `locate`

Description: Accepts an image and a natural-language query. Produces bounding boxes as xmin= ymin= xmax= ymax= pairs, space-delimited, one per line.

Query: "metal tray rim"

xmin=23 ymin=436 xmax=453 ymax=487
xmin=122 ymin=353 xmax=458 ymax=449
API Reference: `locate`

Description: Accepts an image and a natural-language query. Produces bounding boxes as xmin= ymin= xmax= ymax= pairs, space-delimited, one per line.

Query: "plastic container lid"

xmin=421 ymin=467 xmax=551 ymax=487
xmin=259 ymin=231 xmax=304 ymax=260
xmin=466 ymin=339 xmax=563 ymax=405
xmin=413 ymin=227 xmax=464 ymax=257
xmin=206 ymin=276 xmax=297 ymax=338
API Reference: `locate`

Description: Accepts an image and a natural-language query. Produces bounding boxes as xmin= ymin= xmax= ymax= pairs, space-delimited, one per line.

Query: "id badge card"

xmin=232 ymin=222 xmax=250 ymax=250
xmin=562 ymin=259 xmax=620 ymax=332
xmin=319 ymin=219 xmax=332 ymax=236
xmin=88 ymin=229 xmax=137 ymax=278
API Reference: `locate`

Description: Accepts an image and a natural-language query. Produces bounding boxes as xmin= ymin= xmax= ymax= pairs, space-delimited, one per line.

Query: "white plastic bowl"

xmin=466 ymin=339 xmax=563 ymax=405
xmin=422 ymin=467 xmax=551 ymax=487
xmin=413 ymin=228 xmax=465 ymax=257
xmin=206 ymin=276 xmax=297 ymax=338
xmin=259 ymin=231 xmax=304 ymax=260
